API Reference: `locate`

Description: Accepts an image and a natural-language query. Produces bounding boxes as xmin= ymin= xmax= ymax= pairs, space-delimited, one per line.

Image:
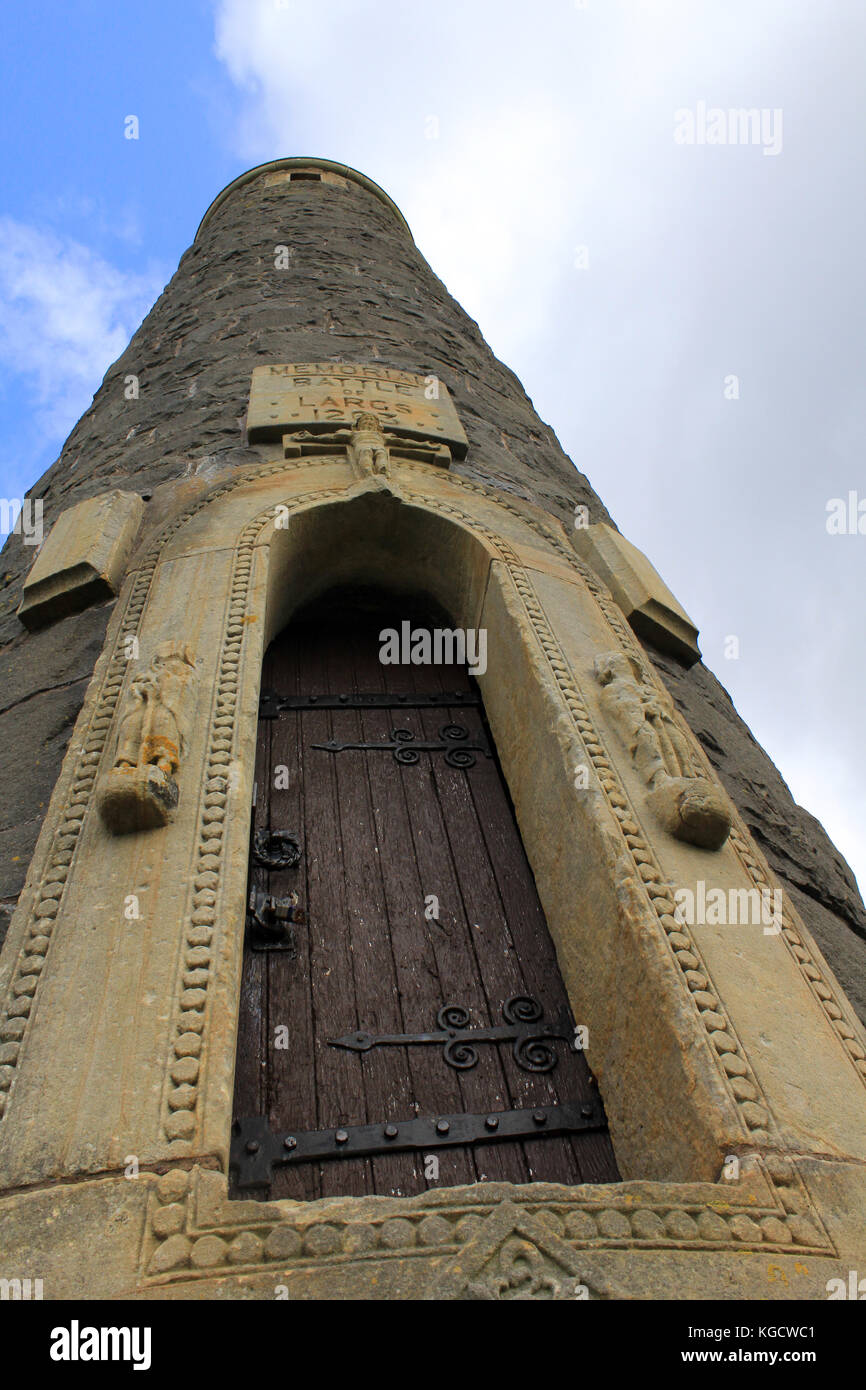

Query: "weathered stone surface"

xmin=0 ymin=1162 xmax=863 ymax=1300
xmin=17 ymin=489 xmax=143 ymax=629
xmin=574 ymin=521 xmax=701 ymax=664
xmin=0 ymin=169 xmax=607 ymax=580
xmin=0 ymin=165 xmax=609 ymax=950
xmin=0 ymin=602 xmax=114 ymax=953
xmin=0 ymin=680 xmax=93 ymax=892
xmin=650 ymin=645 xmax=866 ymax=1021
xmin=0 ymin=601 xmax=110 ymax=717
xmin=783 ymin=882 xmax=866 ymax=1023
xmin=645 ymin=778 xmax=731 ymax=850
xmin=98 ymin=764 xmax=179 ymax=832
xmin=593 ymin=647 xmax=732 ymax=850
xmin=10 ymin=466 xmax=863 ymax=1196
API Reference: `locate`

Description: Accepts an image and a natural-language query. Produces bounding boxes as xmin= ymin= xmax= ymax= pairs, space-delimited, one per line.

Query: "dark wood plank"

xmin=457 ymin=696 xmax=618 ymax=1183
xmin=295 ymin=626 xmax=374 ymax=1198
xmin=229 ymin=682 xmax=271 ymax=1139
xmin=266 ymin=640 xmax=318 ymax=1200
xmin=398 ymin=659 xmax=529 ymax=1186
xmin=414 ymin=692 xmax=578 ymax=1182
xmin=318 ymin=626 xmax=418 ymax=1196
xmin=424 ymin=658 xmax=617 ymax=1183
xmin=356 ymin=623 xmax=477 ymax=1193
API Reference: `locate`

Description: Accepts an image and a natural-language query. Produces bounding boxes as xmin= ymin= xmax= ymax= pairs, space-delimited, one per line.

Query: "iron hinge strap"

xmin=328 ymin=996 xmax=573 ymax=1073
xmin=259 ymin=690 xmax=481 ymax=718
xmin=230 ymin=1100 xmax=607 ymax=1188
xmin=312 ymin=724 xmax=491 ymax=767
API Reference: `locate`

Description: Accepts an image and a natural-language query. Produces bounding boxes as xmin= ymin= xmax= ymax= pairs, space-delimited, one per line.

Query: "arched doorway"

xmin=230 ymin=587 xmax=619 ymax=1200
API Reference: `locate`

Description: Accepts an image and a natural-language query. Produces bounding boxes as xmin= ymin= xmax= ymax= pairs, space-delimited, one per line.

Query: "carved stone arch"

xmin=149 ymin=468 xmax=639 ymax=1158
xmin=112 ymin=464 xmax=763 ymax=1179
xmin=119 ymin=466 xmax=654 ymax=1174
xmin=2 ymin=456 xmax=862 ymax=1297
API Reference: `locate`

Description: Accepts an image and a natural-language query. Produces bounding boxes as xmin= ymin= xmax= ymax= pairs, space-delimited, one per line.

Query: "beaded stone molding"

xmin=139 ymin=1160 xmax=832 ymax=1294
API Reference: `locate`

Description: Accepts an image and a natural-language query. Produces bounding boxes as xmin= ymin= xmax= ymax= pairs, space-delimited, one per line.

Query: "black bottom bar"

xmin=231 ymin=1100 xmax=606 ymax=1189
xmin=259 ymin=690 xmax=480 ymax=716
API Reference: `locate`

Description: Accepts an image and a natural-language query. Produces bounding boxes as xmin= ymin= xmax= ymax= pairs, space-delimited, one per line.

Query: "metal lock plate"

xmin=246 ymin=888 xmax=306 ymax=953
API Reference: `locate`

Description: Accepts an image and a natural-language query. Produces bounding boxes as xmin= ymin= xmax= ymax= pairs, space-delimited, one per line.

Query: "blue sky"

xmin=0 ymin=0 xmax=242 ymax=498
xmin=0 ymin=0 xmax=864 ymax=891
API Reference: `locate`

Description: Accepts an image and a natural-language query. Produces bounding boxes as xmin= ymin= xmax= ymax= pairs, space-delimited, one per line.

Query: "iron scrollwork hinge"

xmin=246 ymin=888 xmax=306 ymax=953
xmin=312 ymin=724 xmax=491 ymax=768
xmin=329 ymin=996 xmax=574 ymax=1072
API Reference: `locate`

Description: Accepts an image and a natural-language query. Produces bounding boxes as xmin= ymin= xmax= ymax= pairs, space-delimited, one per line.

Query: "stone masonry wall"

xmin=1 ymin=167 xmax=863 ymax=1019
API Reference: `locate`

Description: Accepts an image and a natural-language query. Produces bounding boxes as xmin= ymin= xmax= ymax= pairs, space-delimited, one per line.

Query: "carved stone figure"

xmin=280 ymin=416 xmax=451 ymax=469
xmin=348 ymin=412 xmax=390 ymax=478
xmin=280 ymin=427 xmax=352 ymax=459
xmin=594 ymin=650 xmax=731 ymax=849
xmin=99 ymin=642 xmax=197 ymax=833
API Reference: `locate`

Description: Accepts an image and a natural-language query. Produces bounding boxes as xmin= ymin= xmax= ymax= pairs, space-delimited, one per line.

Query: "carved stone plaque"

xmin=246 ymin=363 xmax=468 ymax=458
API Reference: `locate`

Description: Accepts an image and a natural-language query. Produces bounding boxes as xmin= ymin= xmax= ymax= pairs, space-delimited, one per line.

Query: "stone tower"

xmin=1 ymin=158 xmax=864 ymax=1300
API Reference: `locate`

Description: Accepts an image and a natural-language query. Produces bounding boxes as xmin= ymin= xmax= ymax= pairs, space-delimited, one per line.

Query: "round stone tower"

xmin=1 ymin=159 xmax=865 ymax=1301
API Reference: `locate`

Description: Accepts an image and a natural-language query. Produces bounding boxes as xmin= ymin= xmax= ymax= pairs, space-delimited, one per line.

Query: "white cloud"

xmin=0 ymin=217 xmax=162 ymax=441
xmin=211 ymin=0 xmax=866 ymax=892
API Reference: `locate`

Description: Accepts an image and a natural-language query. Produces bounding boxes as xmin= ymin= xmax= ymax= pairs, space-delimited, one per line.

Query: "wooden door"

xmin=230 ymin=594 xmax=619 ymax=1199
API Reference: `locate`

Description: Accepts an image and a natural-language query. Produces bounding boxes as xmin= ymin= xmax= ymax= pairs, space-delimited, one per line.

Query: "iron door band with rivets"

xmin=258 ymin=689 xmax=481 ymax=717
xmin=230 ymin=1099 xmax=607 ymax=1187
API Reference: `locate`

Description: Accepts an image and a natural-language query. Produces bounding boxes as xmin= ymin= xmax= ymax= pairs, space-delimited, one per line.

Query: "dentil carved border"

xmin=139 ymin=1159 xmax=831 ymax=1293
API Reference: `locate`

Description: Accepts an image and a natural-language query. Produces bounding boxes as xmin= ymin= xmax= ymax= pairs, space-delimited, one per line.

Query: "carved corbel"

xmin=594 ymin=650 xmax=731 ymax=850
xmin=98 ymin=642 xmax=197 ymax=833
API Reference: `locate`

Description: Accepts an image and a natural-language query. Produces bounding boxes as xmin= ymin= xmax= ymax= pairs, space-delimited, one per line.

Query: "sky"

xmin=0 ymin=0 xmax=863 ymax=890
